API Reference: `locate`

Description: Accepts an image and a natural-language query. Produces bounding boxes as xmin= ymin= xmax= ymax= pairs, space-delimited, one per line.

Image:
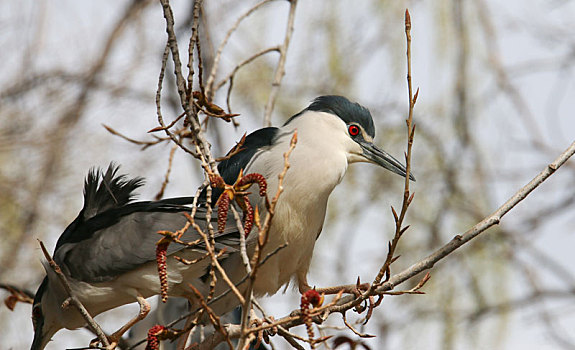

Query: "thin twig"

xmin=156 ymin=43 xmax=200 ymax=158
xmin=148 ymin=112 xmax=185 ymax=132
xmin=0 ymin=284 xmax=34 ymax=309
xmin=159 ymin=0 xmax=217 ymax=172
xmin=237 ymin=131 xmax=298 ymax=349
xmin=277 ymin=329 xmax=306 ymax=350
xmin=126 ymin=185 xmax=209 ymax=350
xmin=196 ymin=324 xmax=241 ymax=350
xmin=38 ymin=240 xmax=111 ymax=348
xmin=331 ymin=140 xmax=575 ymax=313
xmin=159 ymin=0 xmax=189 ymax=108
xmin=102 ymin=124 xmax=167 ymax=150
xmin=245 ymin=291 xmax=343 ymax=335
xmin=252 ymin=300 xmax=304 ymax=349
xmin=230 ymin=205 xmax=252 ymax=274
xmin=372 ymin=8 xmax=418 ymax=288
xmin=205 ymin=0 xmax=276 ymax=99
xmin=214 ymin=133 xmax=247 ymax=162
xmin=214 ymin=46 xmax=281 ymax=92
xmin=155 ymin=143 xmax=177 ymax=200
xmin=342 ymin=313 xmax=375 ymax=338
xmin=189 ymin=285 xmax=234 ymax=350
xmin=263 ymin=0 xmax=298 ymax=127
xmin=186 ymin=0 xmax=202 ymax=103
xmin=185 ymin=213 xmax=246 ymax=306
xmin=160 ymin=241 xmax=289 ymax=337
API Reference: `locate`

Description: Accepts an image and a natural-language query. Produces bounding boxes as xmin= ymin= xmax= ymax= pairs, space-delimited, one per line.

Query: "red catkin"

xmin=216 ymin=192 xmax=231 ymax=233
xmin=145 ymin=325 xmax=166 ymax=350
xmin=237 ymin=173 xmax=267 ymax=197
xmin=242 ymin=196 xmax=254 ymax=236
xmin=155 ymin=242 xmax=169 ymax=303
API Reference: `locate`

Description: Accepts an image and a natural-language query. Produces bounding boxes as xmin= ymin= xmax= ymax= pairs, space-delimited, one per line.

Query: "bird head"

xmin=31 ymin=275 xmax=66 ymax=350
xmin=285 ymin=95 xmax=415 ymax=181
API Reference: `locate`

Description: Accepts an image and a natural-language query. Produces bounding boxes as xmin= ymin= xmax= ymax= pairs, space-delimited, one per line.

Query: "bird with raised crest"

xmin=31 ymin=96 xmax=414 ymax=349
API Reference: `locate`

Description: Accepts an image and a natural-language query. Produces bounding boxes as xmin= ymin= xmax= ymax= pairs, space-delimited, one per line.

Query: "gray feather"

xmin=83 ymin=163 xmax=145 ymax=220
xmin=55 ymin=206 xmax=240 ymax=283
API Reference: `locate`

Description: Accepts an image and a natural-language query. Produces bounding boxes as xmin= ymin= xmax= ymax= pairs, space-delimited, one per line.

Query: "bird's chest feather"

xmin=246 ymin=152 xmax=346 ymax=295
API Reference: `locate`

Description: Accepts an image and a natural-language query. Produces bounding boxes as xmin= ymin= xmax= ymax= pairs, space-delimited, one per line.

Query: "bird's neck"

xmin=261 ymin=132 xmax=347 ymax=207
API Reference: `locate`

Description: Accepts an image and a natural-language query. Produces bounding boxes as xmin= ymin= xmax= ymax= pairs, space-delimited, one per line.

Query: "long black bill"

xmin=359 ymin=141 xmax=416 ymax=181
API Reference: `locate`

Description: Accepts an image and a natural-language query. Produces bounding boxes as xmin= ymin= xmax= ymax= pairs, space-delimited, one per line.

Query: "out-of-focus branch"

xmin=263 ymin=0 xmax=298 ymax=127
xmin=215 ymin=46 xmax=281 ymax=95
xmin=476 ymin=0 xmax=544 ymax=143
xmin=3 ymin=0 xmax=152 ymax=280
xmin=205 ymin=0 xmax=276 ymax=100
xmin=154 ymin=144 xmax=177 ymax=200
xmin=468 ymin=289 xmax=575 ymax=322
xmin=0 ymin=284 xmax=34 ymax=310
xmin=369 ymin=139 xmax=575 ymax=298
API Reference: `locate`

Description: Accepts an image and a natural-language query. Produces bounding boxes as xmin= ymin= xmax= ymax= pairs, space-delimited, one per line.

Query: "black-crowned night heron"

xmin=31 ymin=95 xmax=414 ymax=349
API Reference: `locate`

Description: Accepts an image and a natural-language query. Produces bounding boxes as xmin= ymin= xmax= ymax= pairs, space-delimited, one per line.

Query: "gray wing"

xmin=54 ymin=207 xmax=241 ymax=283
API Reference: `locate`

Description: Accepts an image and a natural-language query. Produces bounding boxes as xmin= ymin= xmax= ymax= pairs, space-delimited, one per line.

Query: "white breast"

xmin=243 ymin=111 xmax=350 ymax=295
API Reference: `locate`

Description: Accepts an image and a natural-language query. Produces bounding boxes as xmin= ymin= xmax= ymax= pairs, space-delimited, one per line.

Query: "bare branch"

xmin=331 ymin=140 xmax=575 ymax=311
xmin=214 ymin=47 xmax=281 ymax=93
xmin=263 ymin=0 xmax=298 ymax=127
xmin=237 ymin=131 xmax=298 ymax=349
xmin=159 ymin=0 xmax=217 ymax=172
xmin=154 ymin=144 xmax=177 ymax=200
xmin=156 ymin=43 xmax=200 ymax=158
xmin=38 ymin=240 xmax=111 ymax=348
xmin=372 ymin=8 xmax=417 ymax=287
xmin=205 ymin=0 xmax=276 ymax=99
xmin=185 ymin=211 xmax=246 ymax=306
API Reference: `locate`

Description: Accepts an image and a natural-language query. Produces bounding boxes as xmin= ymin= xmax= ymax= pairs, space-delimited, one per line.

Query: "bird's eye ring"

xmin=348 ymin=124 xmax=360 ymax=136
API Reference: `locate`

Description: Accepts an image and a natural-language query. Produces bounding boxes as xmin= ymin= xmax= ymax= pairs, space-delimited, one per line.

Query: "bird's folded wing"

xmin=54 ymin=201 xmax=241 ymax=283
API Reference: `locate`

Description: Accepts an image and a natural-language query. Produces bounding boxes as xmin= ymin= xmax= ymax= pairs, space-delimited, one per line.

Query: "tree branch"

xmin=38 ymin=240 xmax=111 ymax=348
xmin=263 ymin=0 xmax=298 ymax=127
xmin=333 ymin=139 xmax=575 ymax=309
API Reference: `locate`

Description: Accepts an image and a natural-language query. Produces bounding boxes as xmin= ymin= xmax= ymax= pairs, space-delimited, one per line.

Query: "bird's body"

xmin=32 ymin=96 xmax=413 ymax=349
xmin=241 ymin=111 xmax=352 ymax=295
xmin=32 ymin=169 xmax=241 ymax=348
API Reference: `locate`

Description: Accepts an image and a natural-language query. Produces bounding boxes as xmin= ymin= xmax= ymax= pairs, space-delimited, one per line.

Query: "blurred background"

xmin=1 ymin=0 xmax=575 ymax=349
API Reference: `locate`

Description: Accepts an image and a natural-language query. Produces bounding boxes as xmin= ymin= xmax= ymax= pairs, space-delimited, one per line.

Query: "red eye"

xmin=348 ymin=125 xmax=360 ymax=136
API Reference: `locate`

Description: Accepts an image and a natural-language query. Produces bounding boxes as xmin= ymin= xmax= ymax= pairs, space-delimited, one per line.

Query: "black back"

xmin=207 ymin=96 xmax=374 ymax=198
xmin=203 ymin=127 xmax=279 ymax=201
